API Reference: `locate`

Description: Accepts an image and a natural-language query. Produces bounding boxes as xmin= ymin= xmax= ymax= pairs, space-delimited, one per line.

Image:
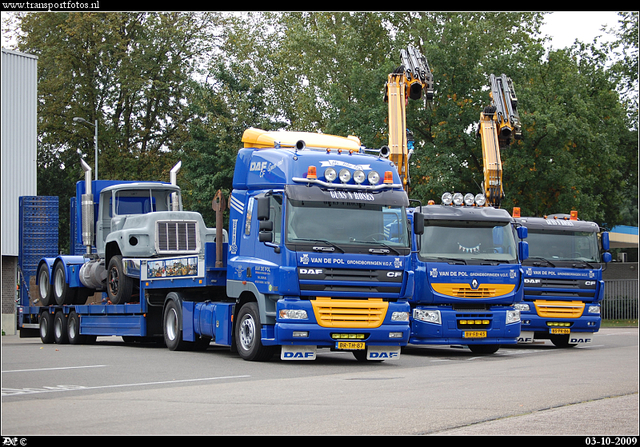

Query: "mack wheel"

xmin=53 ymin=311 xmax=69 ymax=344
xmin=468 ymin=344 xmax=500 ymax=354
xmin=39 ymin=311 xmax=55 ymax=344
xmin=107 ymin=255 xmax=133 ymax=304
xmin=53 ymin=262 xmax=77 ymax=306
xmin=37 ymin=264 xmax=54 ymax=306
xmin=234 ymin=302 xmax=275 ymax=361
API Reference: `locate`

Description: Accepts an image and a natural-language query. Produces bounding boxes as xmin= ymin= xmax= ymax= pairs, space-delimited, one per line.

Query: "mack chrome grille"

xmin=311 ymin=297 xmax=388 ymax=328
xmin=157 ymin=221 xmax=198 ymax=253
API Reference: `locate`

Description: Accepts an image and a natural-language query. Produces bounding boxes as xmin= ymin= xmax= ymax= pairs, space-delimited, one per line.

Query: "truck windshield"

xmin=526 ymin=230 xmax=600 ymax=262
xmin=419 ymin=220 xmax=517 ymax=263
xmin=286 ymin=199 xmax=409 ymax=253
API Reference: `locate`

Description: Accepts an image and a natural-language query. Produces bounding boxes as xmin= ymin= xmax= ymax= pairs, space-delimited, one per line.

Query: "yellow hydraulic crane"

xmin=384 ymin=46 xmax=434 ymax=192
xmin=477 ymin=73 xmax=522 ymax=208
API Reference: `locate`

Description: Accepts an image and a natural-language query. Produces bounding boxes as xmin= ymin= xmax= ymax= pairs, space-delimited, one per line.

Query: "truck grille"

xmin=432 ymin=283 xmax=515 ymax=298
xmin=298 ymin=268 xmax=403 ymax=295
xmin=534 ymin=300 xmax=585 ymax=318
xmin=311 ymin=297 xmax=388 ymax=328
xmin=157 ymin=221 xmax=199 ymax=253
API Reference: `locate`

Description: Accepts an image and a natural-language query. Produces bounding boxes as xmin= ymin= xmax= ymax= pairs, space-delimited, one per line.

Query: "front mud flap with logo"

xmin=281 ymin=345 xmax=317 ymax=360
xmin=367 ymin=346 xmax=401 ymax=360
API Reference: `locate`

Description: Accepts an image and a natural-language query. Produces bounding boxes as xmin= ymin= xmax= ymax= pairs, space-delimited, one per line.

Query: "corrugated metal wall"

xmin=2 ymin=49 xmax=38 ymax=256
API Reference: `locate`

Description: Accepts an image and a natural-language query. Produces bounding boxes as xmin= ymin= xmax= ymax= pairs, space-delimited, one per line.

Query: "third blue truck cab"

xmin=408 ymin=192 xmax=528 ymax=354
xmin=514 ymin=211 xmax=611 ymax=347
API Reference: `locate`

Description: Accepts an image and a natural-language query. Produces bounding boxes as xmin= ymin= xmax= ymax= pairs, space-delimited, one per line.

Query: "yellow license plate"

xmin=550 ymin=328 xmax=570 ymax=335
xmin=337 ymin=341 xmax=365 ymax=350
xmin=464 ymin=331 xmax=487 ymax=338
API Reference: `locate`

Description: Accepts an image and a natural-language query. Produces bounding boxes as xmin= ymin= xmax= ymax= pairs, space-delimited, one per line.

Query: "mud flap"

xmin=281 ymin=345 xmax=317 ymax=360
xmin=367 ymin=346 xmax=401 ymax=360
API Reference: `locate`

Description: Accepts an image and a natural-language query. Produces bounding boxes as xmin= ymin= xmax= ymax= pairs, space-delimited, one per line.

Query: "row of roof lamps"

xmin=438 ymin=192 xmax=487 ymax=207
xmin=306 ymin=166 xmax=395 ymax=185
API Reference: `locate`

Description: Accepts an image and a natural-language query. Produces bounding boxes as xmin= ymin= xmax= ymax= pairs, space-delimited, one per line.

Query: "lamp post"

xmin=73 ymin=117 xmax=98 ymax=181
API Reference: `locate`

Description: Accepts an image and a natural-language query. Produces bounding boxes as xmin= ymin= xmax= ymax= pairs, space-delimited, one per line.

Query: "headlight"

xmin=391 ymin=311 xmax=410 ymax=322
xmin=506 ymin=309 xmax=521 ymax=324
xmin=514 ymin=303 xmax=530 ymax=312
xmin=339 ymin=168 xmax=351 ymax=183
xmin=441 ymin=192 xmax=453 ymax=205
xmin=588 ymin=305 xmax=601 ymax=314
xmin=353 ymin=169 xmax=366 ymax=184
xmin=279 ymin=309 xmax=308 ymax=320
xmin=413 ymin=309 xmax=441 ymax=324
xmin=367 ymin=170 xmax=380 ymax=185
xmin=325 ymin=167 xmax=337 ymax=182
xmin=464 ymin=193 xmax=475 ymax=206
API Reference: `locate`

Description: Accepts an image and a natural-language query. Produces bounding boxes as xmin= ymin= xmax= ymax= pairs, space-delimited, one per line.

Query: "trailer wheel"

xmin=53 ymin=262 xmax=77 ymax=306
xmin=53 ymin=311 xmax=69 ymax=344
xmin=107 ymin=255 xmax=133 ymax=304
xmin=163 ymin=300 xmax=188 ymax=351
xmin=37 ymin=264 xmax=54 ymax=307
xmin=235 ymin=302 xmax=275 ymax=361
xmin=67 ymin=311 xmax=85 ymax=344
xmin=39 ymin=311 xmax=55 ymax=344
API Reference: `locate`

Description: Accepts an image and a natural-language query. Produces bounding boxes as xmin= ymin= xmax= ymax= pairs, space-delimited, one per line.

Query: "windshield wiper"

xmin=527 ymin=256 xmax=556 ymax=267
xmin=290 ymin=238 xmax=345 ymax=253
xmin=431 ymin=257 xmax=467 ymax=265
xmin=369 ymin=243 xmax=401 ymax=255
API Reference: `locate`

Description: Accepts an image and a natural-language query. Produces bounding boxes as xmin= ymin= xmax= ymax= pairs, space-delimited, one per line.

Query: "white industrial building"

xmin=2 ymin=48 xmax=38 ymax=335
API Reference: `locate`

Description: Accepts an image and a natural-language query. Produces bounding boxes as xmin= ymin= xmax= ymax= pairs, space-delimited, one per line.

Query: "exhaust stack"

xmin=170 ymin=161 xmax=182 ymax=211
xmin=80 ymin=159 xmax=94 ymax=256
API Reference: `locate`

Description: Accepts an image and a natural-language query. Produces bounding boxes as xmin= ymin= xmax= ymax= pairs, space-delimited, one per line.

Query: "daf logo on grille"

xmin=471 ymin=279 xmax=479 ymax=289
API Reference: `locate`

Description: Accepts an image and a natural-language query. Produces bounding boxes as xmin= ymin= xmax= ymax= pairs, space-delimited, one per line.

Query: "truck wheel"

xmin=550 ymin=334 xmax=577 ymax=348
xmin=163 ymin=299 xmax=188 ymax=351
xmin=53 ymin=262 xmax=77 ymax=306
xmin=37 ymin=264 xmax=54 ymax=306
xmin=234 ymin=302 xmax=275 ymax=361
xmin=468 ymin=344 xmax=500 ymax=354
xmin=107 ymin=255 xmax=133 ymax=304
xmin=39 ymin=311 xmax=55 ymax=344
xmin=67 ymin=311 xmax=86 ymax=344
xmin=53 ymin=311 xmax=69 ymax=344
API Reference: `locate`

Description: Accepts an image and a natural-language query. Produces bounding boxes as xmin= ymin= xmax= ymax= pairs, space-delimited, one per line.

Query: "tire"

xmin=39 ymin=311 xmax=55 ymax=344
xmin=37 ymin=264 xmax=54 ymax=307
xmin=53 ymin=311 xmax=69 ymax=344
xmin=468 ymin=344 xmax=500 ymax=355
xmin=234 ymin=302 xmax=275 ymax=361
xmin=550 ymin=334 xmax=577 ymax=348
xmin=53 ymin=262 xmax=77 ymax=306
xmin=107 ymin=255 xmax=133 ymax=304
xmin=163 ymin=299 xmax=188 ymax=351
xmin=67 ymin=311 xmax=85 ymax=344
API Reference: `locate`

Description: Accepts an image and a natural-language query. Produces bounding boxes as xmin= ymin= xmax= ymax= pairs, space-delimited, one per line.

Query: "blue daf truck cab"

xmin=18 ymin=128 xmax=416 ymax=362
xmin=407 ymin=192 xmax=528 ymax=354
xmin=513 ymin=210 xmax=611 ymax=347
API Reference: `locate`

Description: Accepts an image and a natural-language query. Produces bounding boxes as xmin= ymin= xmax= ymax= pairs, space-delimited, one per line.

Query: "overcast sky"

xmin=540 ymin=11 xmax=622 ymax=49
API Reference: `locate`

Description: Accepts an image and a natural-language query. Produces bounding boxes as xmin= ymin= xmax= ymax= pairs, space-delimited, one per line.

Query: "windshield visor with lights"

xmin=419 ymin=220 xmax=518 ymax=263
xmin=525 ymin=230 xmax=600 ymax=263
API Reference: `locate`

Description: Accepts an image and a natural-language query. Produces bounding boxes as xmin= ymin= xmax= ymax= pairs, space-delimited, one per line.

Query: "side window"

xmin=271 ymin=195 xmax=283 ymax=245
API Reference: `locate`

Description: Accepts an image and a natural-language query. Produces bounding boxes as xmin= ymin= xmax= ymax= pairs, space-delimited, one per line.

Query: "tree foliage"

xmin=5 ymin=11 xmax=637 ymax=245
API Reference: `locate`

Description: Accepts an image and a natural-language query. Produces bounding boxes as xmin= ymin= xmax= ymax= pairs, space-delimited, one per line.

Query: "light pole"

xmin=73 ymin=117 xmax=98 ymax=181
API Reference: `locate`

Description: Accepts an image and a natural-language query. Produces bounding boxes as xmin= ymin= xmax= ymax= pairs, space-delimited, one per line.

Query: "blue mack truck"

xmin=513 ymin=210 xmax=611 ymax=347
xmin=17 ymin=128 xmax=416 ymax=362
xmin=407 ymin=192 xmax=529 ymax=354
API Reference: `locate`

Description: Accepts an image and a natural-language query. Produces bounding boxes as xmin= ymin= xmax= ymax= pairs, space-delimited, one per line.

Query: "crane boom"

xmin=384 ymin=46 xmax=434 ymax=192
xmin=477 ymin=73 xmax=522 ymax=207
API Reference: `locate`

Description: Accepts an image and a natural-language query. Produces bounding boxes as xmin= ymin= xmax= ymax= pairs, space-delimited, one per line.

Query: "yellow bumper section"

xmin=431 ymin=283 xmax=515 ymax=298
xmin=311 ymin=297 xmax=388 ymax=328
xmin=534 ymin=300 xmax=585 ymax=318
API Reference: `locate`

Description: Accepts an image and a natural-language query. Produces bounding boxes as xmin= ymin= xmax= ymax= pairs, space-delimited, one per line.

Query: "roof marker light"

xmin=570 ymin=210 xmax=578 ymax=220
xmin=512 ymin=207 xmax=521 ymax=218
